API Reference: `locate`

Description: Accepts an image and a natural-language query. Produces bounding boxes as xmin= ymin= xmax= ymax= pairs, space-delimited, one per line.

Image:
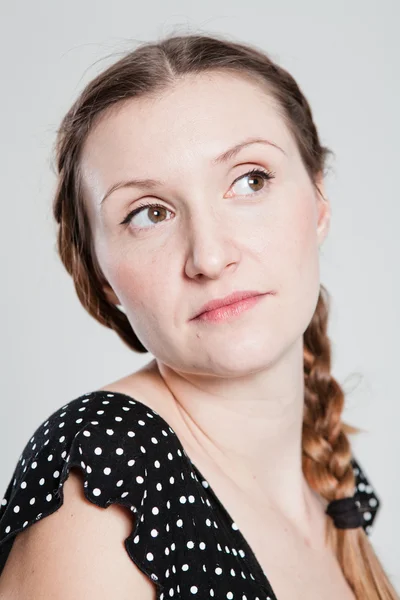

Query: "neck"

xmin=152 ymin=337 xmax=326 ymax=533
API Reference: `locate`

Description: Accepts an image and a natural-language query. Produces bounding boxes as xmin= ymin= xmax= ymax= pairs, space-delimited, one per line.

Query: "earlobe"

xmin=314 ymin=177 xmax=331 ymax=246
xmin=317 ymin=195 xmax=331 ymax=246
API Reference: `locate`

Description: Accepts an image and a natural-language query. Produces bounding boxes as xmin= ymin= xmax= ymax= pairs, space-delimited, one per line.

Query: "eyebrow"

xmin=100 ymin=136 xmax=286 ymax=207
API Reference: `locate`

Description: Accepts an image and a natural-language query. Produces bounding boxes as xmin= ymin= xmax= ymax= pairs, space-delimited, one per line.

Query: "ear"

xmin=314 ymin=173 xmax=331 ymax=247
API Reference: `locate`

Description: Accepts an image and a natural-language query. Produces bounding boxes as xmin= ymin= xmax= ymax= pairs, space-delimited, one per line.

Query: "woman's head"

xmin=80 ymin=69 xmax=330 ymax=374
xmin=54 ymin=33 xmax=331 ymax=365
xmin=52 ymin=33 xmax=397 ymax=598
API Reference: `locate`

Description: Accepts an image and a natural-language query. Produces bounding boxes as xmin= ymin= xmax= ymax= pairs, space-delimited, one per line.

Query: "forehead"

xmin=80 ymin=72 xmax=295 ymax=198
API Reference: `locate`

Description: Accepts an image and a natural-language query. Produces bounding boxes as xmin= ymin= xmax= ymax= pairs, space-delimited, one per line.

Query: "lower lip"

xmin=194 ymin=294 xmax=268 ymax=323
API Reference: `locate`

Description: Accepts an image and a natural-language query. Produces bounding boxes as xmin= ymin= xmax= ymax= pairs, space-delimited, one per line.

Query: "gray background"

xmin=1 ymin=0 xmax=399 ymax=589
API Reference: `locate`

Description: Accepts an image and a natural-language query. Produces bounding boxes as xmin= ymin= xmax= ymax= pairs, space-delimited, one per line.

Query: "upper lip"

xmin=192 ymin=290 xmax=266 ymax=319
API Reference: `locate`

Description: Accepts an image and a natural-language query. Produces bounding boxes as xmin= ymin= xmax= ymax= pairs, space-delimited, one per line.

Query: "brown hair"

xmin=52 ymin=32 xmax=397 ymax=598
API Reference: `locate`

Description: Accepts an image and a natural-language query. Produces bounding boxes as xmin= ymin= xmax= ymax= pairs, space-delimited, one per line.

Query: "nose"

xmin=184 ymin=208 xmax=241 ymax=280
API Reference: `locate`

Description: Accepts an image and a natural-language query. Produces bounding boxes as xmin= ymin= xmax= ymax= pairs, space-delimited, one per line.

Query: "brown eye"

xmin=231 ymin=168 xmax=275 ymax=196
xmin=146 ymin=206 xmax=168 ymax=224
xmin=121 ymin=202 xmax=172 ymax=229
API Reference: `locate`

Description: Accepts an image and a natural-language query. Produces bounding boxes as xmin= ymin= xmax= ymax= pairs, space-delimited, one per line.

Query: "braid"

xmin=303 ymin=284 xmax=355 ymax=502
xmin=303 ymin=285 xmax=397 ymax=598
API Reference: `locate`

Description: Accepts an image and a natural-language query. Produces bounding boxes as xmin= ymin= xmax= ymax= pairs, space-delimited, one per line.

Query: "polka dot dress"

xmin=0 ymin=391 xmax=381 ymax=599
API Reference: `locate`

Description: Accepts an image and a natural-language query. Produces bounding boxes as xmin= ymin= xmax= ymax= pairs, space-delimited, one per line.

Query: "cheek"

xmin=97 ymin=239 xmax=175 ymax=338
xmin=288 ymin=197 xmax=319 ymax=277
xmin=259 ymin=190 xmax=321 ymax=332
xmin=107 ymin=252 xmax=165 ymax=311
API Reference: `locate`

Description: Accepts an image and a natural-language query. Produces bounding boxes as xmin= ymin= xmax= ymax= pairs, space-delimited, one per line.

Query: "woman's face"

xmin=81 ymin=72 xmax=330 ymax=376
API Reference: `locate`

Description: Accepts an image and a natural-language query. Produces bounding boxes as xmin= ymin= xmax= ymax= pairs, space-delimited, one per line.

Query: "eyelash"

xmin=119 ymin=167 xmax=276 ymax=229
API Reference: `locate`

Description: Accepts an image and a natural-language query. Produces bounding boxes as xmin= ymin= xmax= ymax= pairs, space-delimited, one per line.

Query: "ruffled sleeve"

xmin=0 ymin=393 xmax=148 ymax=576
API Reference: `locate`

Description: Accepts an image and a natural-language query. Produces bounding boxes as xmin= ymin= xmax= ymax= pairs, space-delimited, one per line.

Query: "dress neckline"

xmin=97 ymin=389 xmax=278 ymax=599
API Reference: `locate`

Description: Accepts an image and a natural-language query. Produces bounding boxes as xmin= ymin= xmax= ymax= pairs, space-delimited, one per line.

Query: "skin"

xmin=80 ymin=71 xmax=331 ymax=542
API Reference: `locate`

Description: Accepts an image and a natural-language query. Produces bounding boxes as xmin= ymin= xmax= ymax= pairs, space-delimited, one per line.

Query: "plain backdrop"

xmin=0 ymin=0 xmax=399 ymax=590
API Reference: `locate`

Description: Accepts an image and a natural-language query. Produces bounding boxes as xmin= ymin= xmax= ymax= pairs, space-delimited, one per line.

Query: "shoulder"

xmin=0 ymin=389 xmax=184 ymax=576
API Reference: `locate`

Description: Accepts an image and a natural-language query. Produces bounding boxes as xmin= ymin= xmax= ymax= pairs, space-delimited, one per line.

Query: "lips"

xmin=192 ymin=290 xmax=265 ymax=319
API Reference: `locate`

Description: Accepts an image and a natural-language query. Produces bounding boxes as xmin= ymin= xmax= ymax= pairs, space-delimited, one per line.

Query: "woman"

xmin=0 ymin=33 xmax=396 ymax=599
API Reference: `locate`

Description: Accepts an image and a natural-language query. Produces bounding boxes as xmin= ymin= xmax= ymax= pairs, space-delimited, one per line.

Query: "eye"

xmin=230 ymin=167 xmax=275 ymax=196
xmin=120 ymin=166 xmax=275 ymax=231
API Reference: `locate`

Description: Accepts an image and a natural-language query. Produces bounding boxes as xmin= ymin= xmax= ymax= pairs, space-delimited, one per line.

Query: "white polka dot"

xmin=103 ymin=467 xmax=111 ymax=475
xmin=128 ymin=460 xmax=135 ymax=466
xmin=151 ymin=528 xmax=159 ymax=537
xmin=152 ymin=506 xmax=159 ymax=515
xmin=182 ymin=564 xmax=189 ymax=571
xmin=94 ymin=447 xmax=102 ymax=455
xmin=190 ymin=586 xmax=198 ymax=594
xmin=31 ymin=462 xmax=37 ymax=469
xmin=13 ymin=505 xmax=20 ymax=513
xmin=127 ymin=431 xmax=135 ymax=437
xmin=146 ymin=552 xmax=154 ymax=561
xmin=39 ymin=478 xmax=45 ymax=486
xmin=93 ymin=488 xmax=101 ymax=496
xmin=116 ymin=448 xmax=124 ymax=455
xmin=46 ymin=494 xmax=52 ymax=501
xmin=136 ymin=476 xmax=144 ymax=484
xmin=21 ymin=482 xmax=27 ymax=489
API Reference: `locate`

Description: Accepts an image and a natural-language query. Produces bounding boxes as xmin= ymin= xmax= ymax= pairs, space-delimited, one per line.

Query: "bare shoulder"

xmin=96 ymin=359 xmax=176 ymax=423
xmin=0 ymin=468 xmax=156 ymax=599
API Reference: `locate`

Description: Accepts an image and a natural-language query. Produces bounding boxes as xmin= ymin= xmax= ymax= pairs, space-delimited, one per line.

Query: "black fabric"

xmin=0 ymin=390 xmax=381 ymax=599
